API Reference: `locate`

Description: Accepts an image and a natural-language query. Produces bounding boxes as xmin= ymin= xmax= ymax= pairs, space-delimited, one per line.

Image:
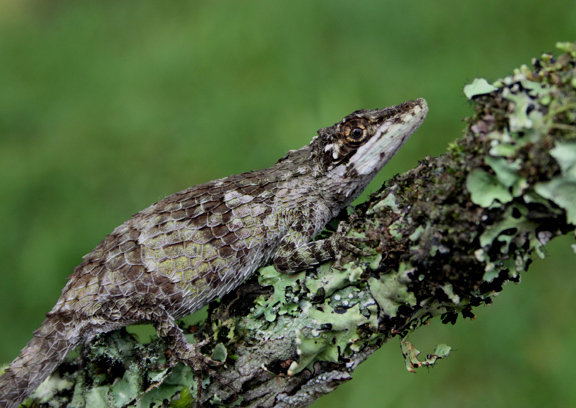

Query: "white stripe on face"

xmin=350 ymin=101 xmax=428 ymax=176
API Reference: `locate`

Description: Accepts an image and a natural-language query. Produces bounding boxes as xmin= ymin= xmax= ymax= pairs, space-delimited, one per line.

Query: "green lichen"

xmin=252 ymin=255 xmax=382 ymax=375
xmin=289 ymin=300 xmax=378 ymax=375
xmin=304 ymin=262 xmax=359 ymax=299
xmin=466 ymin=168 xmax=513 ymax=207
xmin=369 ymin=263 xmax=417 ymax=318
xmin=485 ymin=156 xmax=526 ymax=194
xmin=479 ymin=205 xmax=537 ymax=250
xmin=367 ymin=191 xmax=400 ymax=214
xmin=535 ymin=141 xmax=576 ymax=224
xmin=26 ymin=329 xmax=202 ymax=408
xmin=254 ymin=265 xmax=305 ymax=322
xmin=463 ymin=78 xmax=497 ymax=99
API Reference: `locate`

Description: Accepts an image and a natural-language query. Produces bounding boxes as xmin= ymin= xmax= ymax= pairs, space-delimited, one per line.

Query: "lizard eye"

xmin=347 ymin=127 xmax=366 ymax=142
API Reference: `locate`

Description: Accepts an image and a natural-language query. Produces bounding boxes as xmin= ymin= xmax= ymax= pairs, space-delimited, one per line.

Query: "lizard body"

xmin=0 ymin=99 xmax=427 ymax=407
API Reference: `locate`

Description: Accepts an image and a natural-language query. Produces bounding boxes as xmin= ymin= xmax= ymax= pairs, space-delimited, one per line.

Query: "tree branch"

xmin=18 ymin=42 xmax=576 ymax=408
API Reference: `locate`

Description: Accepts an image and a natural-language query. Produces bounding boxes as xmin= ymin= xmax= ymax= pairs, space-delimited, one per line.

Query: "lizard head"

xmin=313 ymin=98 xmax=428 ymax=206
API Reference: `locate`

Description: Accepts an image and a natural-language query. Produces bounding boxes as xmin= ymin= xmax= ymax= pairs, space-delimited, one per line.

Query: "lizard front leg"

xmin=273 ymin=221 xmax=369 ymax=273
xmin=273 ymin=231 xmax=337 ymax=273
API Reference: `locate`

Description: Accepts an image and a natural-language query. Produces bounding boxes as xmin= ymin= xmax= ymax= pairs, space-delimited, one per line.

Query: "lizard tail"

xmin=0 ymin=316 xmax=80 ymax=408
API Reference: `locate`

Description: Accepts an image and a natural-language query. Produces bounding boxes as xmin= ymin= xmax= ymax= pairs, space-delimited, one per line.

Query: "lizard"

xmin=0 ymin=98 xmax=427 ymax=408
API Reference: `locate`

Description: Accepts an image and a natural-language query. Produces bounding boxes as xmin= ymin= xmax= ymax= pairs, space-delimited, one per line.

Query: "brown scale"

xmin=0 ymin=99 xmax=427 ymax=408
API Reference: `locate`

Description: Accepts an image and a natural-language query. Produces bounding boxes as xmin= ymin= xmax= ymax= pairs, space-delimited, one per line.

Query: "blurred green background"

xmin=0 ymin=1 xmax=575 ymax=407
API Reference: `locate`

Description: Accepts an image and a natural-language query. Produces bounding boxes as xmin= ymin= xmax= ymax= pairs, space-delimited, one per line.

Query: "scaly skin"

xmin=0 ymin=99 xmax=427 ymax=407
